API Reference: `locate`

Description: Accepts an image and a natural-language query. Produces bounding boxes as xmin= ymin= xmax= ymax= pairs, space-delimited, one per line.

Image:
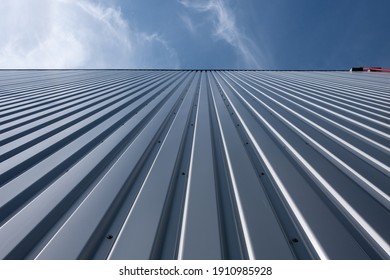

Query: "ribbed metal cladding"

xmin=0 ymin=70 xmax=389 ymax=260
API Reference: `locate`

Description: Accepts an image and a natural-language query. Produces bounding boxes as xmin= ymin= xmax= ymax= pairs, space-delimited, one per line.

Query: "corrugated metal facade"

xmin=0 ymin=70 xmax=389 ymax=260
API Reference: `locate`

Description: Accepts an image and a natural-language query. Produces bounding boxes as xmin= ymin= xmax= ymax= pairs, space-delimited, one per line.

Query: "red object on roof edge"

xmin=362 ymin=67 xmax=390 ymax=72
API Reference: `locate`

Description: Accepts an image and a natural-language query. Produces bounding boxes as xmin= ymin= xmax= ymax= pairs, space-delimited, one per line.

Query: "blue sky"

xmin=0 ymin=0 xmax=389 ymax=70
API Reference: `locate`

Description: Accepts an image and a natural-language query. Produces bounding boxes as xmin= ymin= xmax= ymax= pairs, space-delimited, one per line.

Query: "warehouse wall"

xmin=0 ymin=70 xmax=389 ymax=259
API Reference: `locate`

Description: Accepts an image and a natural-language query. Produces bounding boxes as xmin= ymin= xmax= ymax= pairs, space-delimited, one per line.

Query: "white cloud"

xmin=0 ymin=0 xmax=179 ymax=68
xmin=180 ymin=14 xmax=196 ymax=34
xmin=179 ymin=0 xmax=264 ymax=68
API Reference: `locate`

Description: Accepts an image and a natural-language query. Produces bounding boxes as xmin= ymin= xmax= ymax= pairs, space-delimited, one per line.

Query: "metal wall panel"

xmin=0 ymin=70 xmax=389 ymax=260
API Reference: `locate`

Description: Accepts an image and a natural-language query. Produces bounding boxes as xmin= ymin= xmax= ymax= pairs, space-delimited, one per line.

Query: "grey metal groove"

xmin=0 ymin=70 xmax=389 ymax=260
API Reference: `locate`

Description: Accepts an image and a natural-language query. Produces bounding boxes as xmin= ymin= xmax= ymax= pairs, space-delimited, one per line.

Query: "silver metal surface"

xmin=0 ymin=70 xmax=389 ymax=260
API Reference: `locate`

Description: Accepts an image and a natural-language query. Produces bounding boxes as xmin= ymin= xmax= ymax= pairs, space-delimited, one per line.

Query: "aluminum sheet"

xmin=0 ymin=70 xmax=389 ymax=260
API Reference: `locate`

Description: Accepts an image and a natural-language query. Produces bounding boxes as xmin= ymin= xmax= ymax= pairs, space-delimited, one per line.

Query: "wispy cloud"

xmin=179 ymin=0 xmax=264 ymax=68
xmin=0 ymin=0 xmax=179 ymax=69
xmin=180 ymin=14 xmax=197 ymax=34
